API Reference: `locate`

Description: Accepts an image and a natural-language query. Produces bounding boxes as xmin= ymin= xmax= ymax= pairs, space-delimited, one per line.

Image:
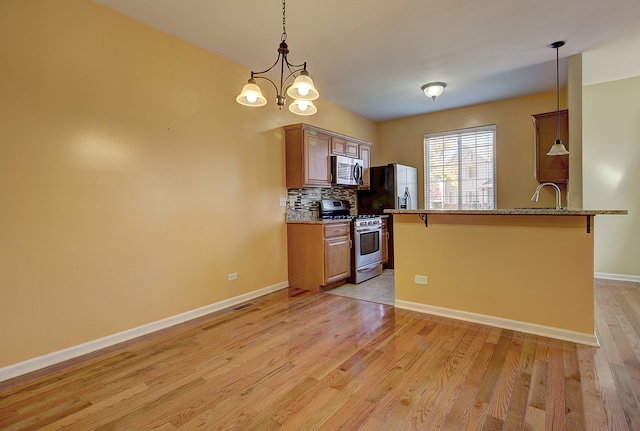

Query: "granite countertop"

xmin=384 ymin=208 xmax=628 ymax=216
xmin=286 ymin=219 xmax=350 ymax=225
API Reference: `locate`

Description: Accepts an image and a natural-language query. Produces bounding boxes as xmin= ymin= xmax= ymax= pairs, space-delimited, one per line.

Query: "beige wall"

xmin=0 ymin=0 xmax=376 ymax=367
xmin=582 ymin=76 xmax=640 ymax=277
xmin=582 ymin=28 xmax=640 ymax=278
xmin=376 ymin=92 xmax=568 ymax=210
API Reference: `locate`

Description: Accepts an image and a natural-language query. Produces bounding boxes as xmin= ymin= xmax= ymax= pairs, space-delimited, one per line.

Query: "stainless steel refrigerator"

xmin=357 ymin=164 xmax=418 ymax=268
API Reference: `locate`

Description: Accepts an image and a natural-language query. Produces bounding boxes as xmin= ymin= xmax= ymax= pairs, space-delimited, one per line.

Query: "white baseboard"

xmin=594 ymin=272 xmax=640 ymax=283
xmin=0 ymin=281 xmax=289 ymax=383
xmin=394 ymin=300 xmax=599 ymax=347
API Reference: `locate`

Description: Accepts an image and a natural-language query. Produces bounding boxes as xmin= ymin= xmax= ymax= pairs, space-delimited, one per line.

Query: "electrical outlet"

xmin=228 ymin=273 xmax=238 ymax=281
xmin=414 ymin=275 xmax=428 ymax=285
xmin=279 ymin=197 xmax=287 ymax=207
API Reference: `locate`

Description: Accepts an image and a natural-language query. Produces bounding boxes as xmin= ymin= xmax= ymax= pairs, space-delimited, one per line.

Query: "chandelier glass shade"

xmin=286 ymin=71 xmax=319 ymax=101
xmin=236 ymin=0 xmax=319 ymax=115
xmin=289 ymin=99 xmax=318 ymax=116
xmin=236 ymin=79 xmax=267 ymax=107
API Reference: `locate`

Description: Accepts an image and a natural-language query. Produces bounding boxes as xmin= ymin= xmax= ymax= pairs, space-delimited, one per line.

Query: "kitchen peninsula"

xmin=385 ymin=208 xmax=628 ymax=345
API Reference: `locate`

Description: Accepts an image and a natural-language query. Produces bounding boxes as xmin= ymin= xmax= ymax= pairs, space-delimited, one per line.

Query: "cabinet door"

xmin=533 ymin=110 xmax=568 ymax=183
xmin=381 ymin=219 xmax=389 ymax=264
xmin=345 ymin=141 xmax=359 ymax=158
xmin=331 ymin=136 xmax=359 ymax=158
xmin=324 ymin=235 xmax=351 ymax=284
xmin=359 ymin=143 xmax=371 ymax=189
xmin=304 ymin=130 xmax=331 ymax=186
xmin=330 ymin=136 xmax=346 ymax=155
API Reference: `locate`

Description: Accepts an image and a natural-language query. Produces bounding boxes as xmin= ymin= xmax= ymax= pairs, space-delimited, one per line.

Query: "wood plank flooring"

xmin=1 ymin=278 xmax=639 ymax=430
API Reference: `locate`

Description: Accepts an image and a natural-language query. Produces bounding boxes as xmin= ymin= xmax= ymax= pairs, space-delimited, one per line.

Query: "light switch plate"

xmin=279 ymin=198 xmax=287 ymax=207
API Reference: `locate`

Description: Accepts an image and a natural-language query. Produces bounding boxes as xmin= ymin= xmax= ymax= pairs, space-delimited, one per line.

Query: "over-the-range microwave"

xmin=331 ymin=155 xmax=363 ymax=186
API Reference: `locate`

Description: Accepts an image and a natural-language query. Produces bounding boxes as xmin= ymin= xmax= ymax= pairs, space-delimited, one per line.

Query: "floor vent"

xmin=231 ymin=302 xmax=256 ymax=312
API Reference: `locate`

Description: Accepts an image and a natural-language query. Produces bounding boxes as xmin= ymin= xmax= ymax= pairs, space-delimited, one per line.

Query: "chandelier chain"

xmin=281 ymin=0 xmax=287 ymax=42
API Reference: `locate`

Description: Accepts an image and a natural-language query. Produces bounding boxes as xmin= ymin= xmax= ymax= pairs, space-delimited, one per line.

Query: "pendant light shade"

xmin=288 ymin=99 xmax=317 ymax=116
xmin=286 ymin=71 xmax=319 ymax=101
xmin=236 ymin=79 xmax=267 ymax=107
xmin=547 ymin=139 xmax=570 ymax=155
xmin=547 ymin=41 xmax=569 ymax=156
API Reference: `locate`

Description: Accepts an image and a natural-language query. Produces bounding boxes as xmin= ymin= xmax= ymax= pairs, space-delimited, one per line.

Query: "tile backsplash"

xmin=286 ymin=187 xmax=357 ymax=221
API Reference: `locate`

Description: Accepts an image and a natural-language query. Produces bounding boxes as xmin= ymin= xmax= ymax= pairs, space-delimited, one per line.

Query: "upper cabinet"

xmin=284 ymin=123 xmax=372 ymax=189
xmin=284 ymin=124 xmax=331 ymax=187
xmin=358 ymin=142 xmax=371 ymax=190
xmin=532 ymin=110 xmax=569 ymax=183
xmin=330 ymin=136 xmax=359 ymax=158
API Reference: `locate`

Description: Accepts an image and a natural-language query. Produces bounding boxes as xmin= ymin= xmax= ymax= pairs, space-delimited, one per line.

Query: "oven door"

xmin=353 ymin=225 xmax=382 ymax=268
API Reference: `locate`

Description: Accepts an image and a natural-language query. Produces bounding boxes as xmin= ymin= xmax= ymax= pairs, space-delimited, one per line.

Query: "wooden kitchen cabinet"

xmin=330 ymin=136 xmax=359 ymax=158
xmin=359 ymin=142 xmax=371 ymax=190
xmin=532 ymin=109 xmax=569 ymax=183
xmin=284 ymin=124 xmax=331 ymax=187
xmin=284 ymin=123 xmax=372 ymax=189
xmin=287 ymin=222 xmax=351 ymax=291
xmin=323 ymin=223 xmax=352 ymax=284
xmin=381 ymin=217 xmax=389 ymax=265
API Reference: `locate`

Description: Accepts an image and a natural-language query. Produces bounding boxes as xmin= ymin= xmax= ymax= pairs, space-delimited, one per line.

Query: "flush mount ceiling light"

xmin=547 ymin=41 xmax=569 ymax=156
xmin=421 ymin=82 xmax=447 ymax=101
xmin=236 ymin=0 xmax=319 ymax=115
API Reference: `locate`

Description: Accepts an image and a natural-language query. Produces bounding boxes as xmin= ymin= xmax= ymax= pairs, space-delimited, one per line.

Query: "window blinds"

xmin=424 ymin=125 xmax=496 ymax=210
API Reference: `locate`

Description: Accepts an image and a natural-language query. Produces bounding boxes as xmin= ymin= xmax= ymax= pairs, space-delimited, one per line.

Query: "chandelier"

xmin=236 ymin=0 xmax=319 ymax=115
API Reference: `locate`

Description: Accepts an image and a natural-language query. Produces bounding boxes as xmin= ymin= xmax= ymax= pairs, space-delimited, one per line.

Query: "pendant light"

xmin=546 ymin=41 xmax=569 ymax=156
xmin=236 ymin=0 xmax=319 ymax=115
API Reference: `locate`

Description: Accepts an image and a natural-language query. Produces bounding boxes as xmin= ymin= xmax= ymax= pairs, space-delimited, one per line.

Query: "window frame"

xmin=424 ymin=125 xmax=497 ymax=210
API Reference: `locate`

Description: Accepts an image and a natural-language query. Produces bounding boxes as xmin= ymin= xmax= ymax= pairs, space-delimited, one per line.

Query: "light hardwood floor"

xmin=1 ymin=279 xmax=639 ymax=430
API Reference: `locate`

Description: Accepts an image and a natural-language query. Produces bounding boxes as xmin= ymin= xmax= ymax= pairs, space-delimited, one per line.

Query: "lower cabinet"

xmin=287 ymin=222 xmax=351 ymax=291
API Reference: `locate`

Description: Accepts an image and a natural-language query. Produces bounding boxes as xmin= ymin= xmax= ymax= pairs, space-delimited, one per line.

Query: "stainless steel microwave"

xmin=331 ymin=155 xmax=363 ymax=186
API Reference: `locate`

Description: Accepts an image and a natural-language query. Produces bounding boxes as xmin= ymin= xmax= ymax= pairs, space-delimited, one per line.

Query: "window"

xmin=467 ymin=165 xmax=476 ymax=179
xmin=424 ymin=125 xmax=496 ymax=210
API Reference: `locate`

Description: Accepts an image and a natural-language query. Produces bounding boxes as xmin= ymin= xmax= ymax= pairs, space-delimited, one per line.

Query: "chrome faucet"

xmin=531 ymin=182 xmax=562 ymax=209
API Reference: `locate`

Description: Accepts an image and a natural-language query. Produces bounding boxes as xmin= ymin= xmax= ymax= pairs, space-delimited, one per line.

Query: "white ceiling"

xmin=93 ymin=0 xmax=640 ymax=122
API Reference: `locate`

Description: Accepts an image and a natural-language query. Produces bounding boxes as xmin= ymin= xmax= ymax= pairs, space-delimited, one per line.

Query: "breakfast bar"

xmin=385 ymin=208 xmax=628 ymax=345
